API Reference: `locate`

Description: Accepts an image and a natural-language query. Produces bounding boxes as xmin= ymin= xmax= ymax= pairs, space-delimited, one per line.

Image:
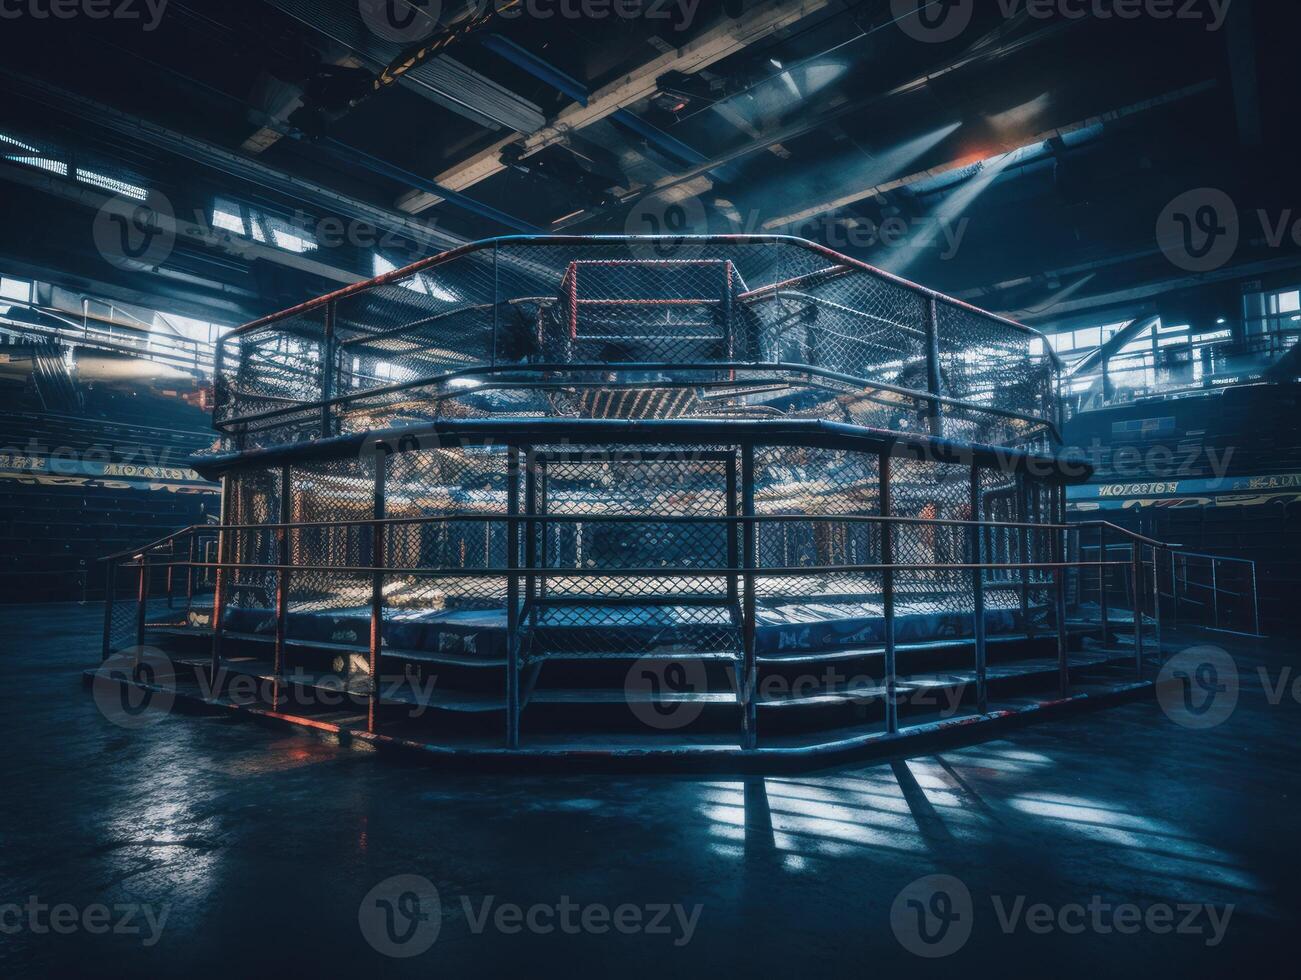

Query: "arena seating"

xmin=0 ymin=342 xmax=218 ymax=602
xmin=1065 ymin=382 xmax=1301 ymax=633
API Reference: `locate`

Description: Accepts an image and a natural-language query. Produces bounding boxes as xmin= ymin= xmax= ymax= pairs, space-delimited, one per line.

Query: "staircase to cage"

xmin=95 ymin=493 xmax=1201 ymax=759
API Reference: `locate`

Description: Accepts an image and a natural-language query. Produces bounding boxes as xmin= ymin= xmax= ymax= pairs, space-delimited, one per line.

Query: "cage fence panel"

xmin=213 ymin=240 xmax=1062 ymax=453
xmin=380 ymin=444 xmax=511 ymax=618
xmin=281 ymin=457 xmax=375 ymax=672
xmin=529 ymin=443 xmax=739 ymax=656
xmin=225 ymin=467 xmax=281 ymax=632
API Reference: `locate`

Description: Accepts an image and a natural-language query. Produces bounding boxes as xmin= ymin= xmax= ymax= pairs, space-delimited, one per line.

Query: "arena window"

xmin=373 ymin=253 xmax=459 ymax=302
xmin=210 ymin=199 xmax=317 ymax=254
xmin=0 ymin=130 xmax=68 ymax=177
xmin=74 ymin=169 xmax=148 ymax=201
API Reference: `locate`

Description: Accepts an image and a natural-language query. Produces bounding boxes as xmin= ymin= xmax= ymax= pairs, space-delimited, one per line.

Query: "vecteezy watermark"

xmin=359 ymin=0 xmax=700 ymax=43
xmin=1156 ymin=644 xmax=1239 ymax=729
xmin=358 ymin=0 xmax=444 ymax=43
xmin=0 ymin=897 xmax=170 ymax=947
xmin=891 ymin=874 xmax=1234 ymax=957
xmin=91 ymin=648 xmax=177 ymax=730
xmin=625 ymin=656 xmax=710 ymax=730
xmin=359 ymin=875 xmax=443 ymax=958
xmin=92 ymin=192 xmax=176 ymax=272
xmin=194 ymin=664 xmax=443 ymax=718
xmin=1158 ymin=187 xmax=1301 ymax=273
xmin=892 ymin=0 xmax=1234 ymax=44
xmin=890 ymin=874 xmax=975 ymax=958
xmin=623 ymin=189 xmax=708 ymax=259
xmin=0 ymin=0 xmax=170 ymax=31
xmin=358 ymin=875 xmax=703 ymax=957
xmin=0 ymin=438 xmax=196 ymax=479
xmin=624 ymin=658 xmax=972 ymax=732
xmin=1156 ymin=188 xmax=1240 ymax=273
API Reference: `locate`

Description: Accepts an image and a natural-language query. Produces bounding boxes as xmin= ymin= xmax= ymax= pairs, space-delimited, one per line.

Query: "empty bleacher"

xmin=0 ymin=340 xmax=217 ymax=602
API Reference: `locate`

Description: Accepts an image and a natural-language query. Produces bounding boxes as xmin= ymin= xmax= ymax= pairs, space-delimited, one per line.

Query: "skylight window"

xmin=211 ymin=198 xmax=317 ymax=253
xmin=0 ymin=276 xmax=31 ymax=303
xmin=75 ymin=169 xmax=148 ymax=201
xmin=373 ymin=253 xmax=459 ymax=302
xmin=212 ymin=201 xmax=246 ymax=236
xmin=0 ymin=131 xmax=68 ymax=177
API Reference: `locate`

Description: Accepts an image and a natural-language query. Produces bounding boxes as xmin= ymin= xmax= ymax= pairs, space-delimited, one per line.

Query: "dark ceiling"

xmin=0 ymin=0 xmax=1297 ymax=331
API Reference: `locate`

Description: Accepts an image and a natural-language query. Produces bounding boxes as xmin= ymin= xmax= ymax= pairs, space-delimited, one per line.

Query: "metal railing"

xmin=212 ymin=235 xmax=1062 ymax=452
xmin=100 ymin=416 xmax=1235 ymax=751
xmin=0 ymin=304 xmax=215 ymax=376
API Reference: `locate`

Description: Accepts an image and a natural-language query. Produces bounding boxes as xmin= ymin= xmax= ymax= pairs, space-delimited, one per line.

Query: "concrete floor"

xmin=2 ymin=602 xmax=1296 ymax=977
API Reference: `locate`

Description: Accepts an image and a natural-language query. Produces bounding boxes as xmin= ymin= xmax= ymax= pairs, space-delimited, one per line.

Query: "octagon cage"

xmin=99 ymin=235 xmax=1155 ymax=766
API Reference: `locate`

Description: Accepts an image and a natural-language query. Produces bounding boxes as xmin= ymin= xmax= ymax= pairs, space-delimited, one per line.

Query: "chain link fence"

xmin=210 ymin=237 xmax=1059 ymax=451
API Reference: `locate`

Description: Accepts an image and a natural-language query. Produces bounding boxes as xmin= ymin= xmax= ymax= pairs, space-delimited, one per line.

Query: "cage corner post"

xmin=880 ymin=450 xmax=898 ymax=735
xmin=740 ymin=441 xmax=757 ymax=750
xmin=969 ymin=464 xmax=988 ymax=714
xmin=368 ymin=450 xmax=387 ymax=735
xmin=506 ymin=444 xmax=522 ymax=750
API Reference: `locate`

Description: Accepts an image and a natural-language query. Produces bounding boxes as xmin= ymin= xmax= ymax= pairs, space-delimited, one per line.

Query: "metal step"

xmin=528 ymin=648 xmax=738 ymax=662
xmin=758 ymin=652 xmax=1135 ymax=707
xmin=175 ymin=657 xmax=506 ymax=712
xmin=152 ymin=626 xmax=506 ymax=668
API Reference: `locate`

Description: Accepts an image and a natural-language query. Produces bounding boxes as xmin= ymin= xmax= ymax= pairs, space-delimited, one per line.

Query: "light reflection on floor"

xmin=691 ymin=740 xmax=1267 ymax=916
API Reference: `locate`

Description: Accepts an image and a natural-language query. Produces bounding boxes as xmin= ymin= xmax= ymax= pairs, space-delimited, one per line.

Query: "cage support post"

xmin=524 ymin=449 xmax=538 ymax=632
xmin=101 ymin=559 xmax=116 ymax=661
xmin=320 ymin=301 xmax=336 ymax=439
xmin=726 ymin=452 xmax=739 ymax=608
xmin=209 ymin=475 xmax=233 ymax=695
xmin=273 ymin=465 xmax=291 ymax=710
xmin=969 ymin=464 xmax=988 ymax=714
xmin=923 ymin=296 xmax=944 ymax=438
xmin=1053 ymin=485 xmax=1068 ymax=697
xmin=538 ymin=461 xmax=549 ymax=603
xmin=185 ymin=532 xmax=196 ymax=624
xmin=368 ymin=452 xmax=386 ymax=735
xmin=135 ymin=558 xmax=148 ymax=649
xmin=1017 ymin=475 xmax=1033 ymax=639
xmin=1251 ymin=560 xmax=1261 ymax=636
xmin=1168 ymin=549 xmax=1177 ymax=630
xmin=880 ymin=451 xmax=898 ymax=734
xmin=1131 ymin=544 xmax=1144 ymax=674
xmin=1210 ymin=559 xmax=1219 ymax=631
xmin=506 ymin=446 xmax=522 ymax=749
xmin=1152 ymin=546 xmax=1163 ymax=664
xmin=740 ymin=442 xmax=757 ymax=750
xmin=1098 ymin=524 xmax=1109 ymax=647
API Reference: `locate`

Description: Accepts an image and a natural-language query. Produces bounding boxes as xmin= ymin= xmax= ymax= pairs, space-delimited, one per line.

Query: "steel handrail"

xmin=214 ymin=358 xmax=1062 ymax=442
xmin=222 ymin=234 xmax=1056 ymax=348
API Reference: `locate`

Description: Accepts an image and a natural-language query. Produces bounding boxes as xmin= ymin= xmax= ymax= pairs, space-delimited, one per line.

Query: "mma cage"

xmin=98 ymin=236 xmax=1179 ymax=762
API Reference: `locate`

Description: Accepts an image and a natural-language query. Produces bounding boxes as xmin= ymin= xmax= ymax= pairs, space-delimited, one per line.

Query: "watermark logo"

xmin=0 ymin=897 xmax=170 ymax=946
xmin=1156 ymin=644 xmax=1239 ymax=729
xmin=0 ymin=0 xmax=171 ymax=31
xmin=91 ymin=647 xmax=177 ymax=729
xmin=1156 ymin=188 xmax=1240 ymax=273
xmin=92 ymin=192 xmax=175 ymax=271
xmin=895 ymin=0 xmax=1234 ymax=42
xmin=359 ymin=874 xmax=442 ymax=958
xmin=890 ymin=874 xmax=974 ymax=958
xmin=358 ymin=0 xmax=443 ymax=44
xmin=892 ymin=876 xmax=1235 ymax=956
xmin=892 ymin=0 xmax=974 ymax=43
xmin=359 ymin=877 xmax=702 ymax=956
xmin=624 ymin=656 xmax=709 ymax=730
xmin=624 ymin=190 xmax=706 ymax=259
